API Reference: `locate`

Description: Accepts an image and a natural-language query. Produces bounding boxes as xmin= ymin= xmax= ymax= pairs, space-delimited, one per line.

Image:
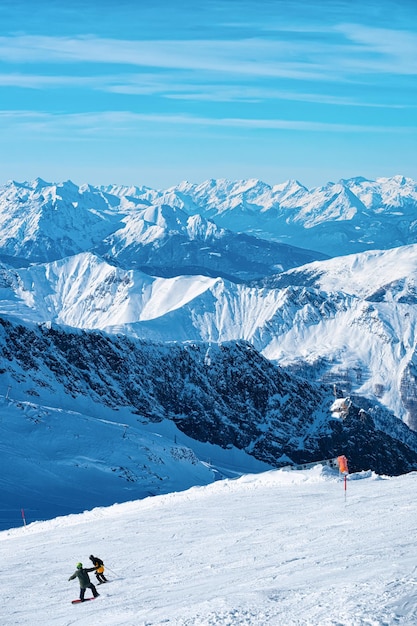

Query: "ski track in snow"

xmin=1 ymin=467 xmax=417 ymax=625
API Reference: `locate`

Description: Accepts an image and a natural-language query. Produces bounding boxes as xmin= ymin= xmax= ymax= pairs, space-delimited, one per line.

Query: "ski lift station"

xmin=330 ymin=397 xmax=352 ymax=419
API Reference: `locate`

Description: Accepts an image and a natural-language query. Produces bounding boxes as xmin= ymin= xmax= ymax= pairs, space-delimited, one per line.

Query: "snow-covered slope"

xmin=0 ymin=390 xmax=269 ymax=531
xmin=269 ymin=244 xmax=417 ymax=300
xmin=1 ymin=467 xmax=417 ymax=625
xmin=0 ymin=252 xmax=220 ymax=328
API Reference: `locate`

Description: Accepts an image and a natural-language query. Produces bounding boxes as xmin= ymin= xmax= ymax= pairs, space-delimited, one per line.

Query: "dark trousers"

xmin=80 ymin=583 xmax=98 ymax=600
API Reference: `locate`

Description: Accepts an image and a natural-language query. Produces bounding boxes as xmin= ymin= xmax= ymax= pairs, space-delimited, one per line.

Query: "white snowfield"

xmin=1 ymin=466 xmax=416 ymax=626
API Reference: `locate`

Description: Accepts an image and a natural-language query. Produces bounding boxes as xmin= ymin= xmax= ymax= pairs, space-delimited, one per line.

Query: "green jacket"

xmin=69 ymin=567 xmax=96 ymax=587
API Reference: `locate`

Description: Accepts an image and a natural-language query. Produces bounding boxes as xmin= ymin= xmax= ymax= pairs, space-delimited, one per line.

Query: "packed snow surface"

xmin=1 ymin=466 xmax=416 ymax=625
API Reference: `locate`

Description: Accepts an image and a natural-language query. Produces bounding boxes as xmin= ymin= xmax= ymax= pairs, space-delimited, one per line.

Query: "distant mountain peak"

xmin=31 ymin=177 xmax=52 ymax=189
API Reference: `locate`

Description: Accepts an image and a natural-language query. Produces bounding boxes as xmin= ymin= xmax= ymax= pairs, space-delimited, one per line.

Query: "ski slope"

xmin=1 ymin=467 xmax=416 ymax=625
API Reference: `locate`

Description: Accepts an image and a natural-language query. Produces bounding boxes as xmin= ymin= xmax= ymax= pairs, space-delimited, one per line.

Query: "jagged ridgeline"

xmin=1 ymin=316 xmax=417 ymax=477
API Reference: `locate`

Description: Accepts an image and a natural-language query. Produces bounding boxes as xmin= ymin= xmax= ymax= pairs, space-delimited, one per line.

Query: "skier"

xmin=89 ymin=554 xmax=108 ymax=583
xmin=68 ymin=562 xmax=100 ymax=602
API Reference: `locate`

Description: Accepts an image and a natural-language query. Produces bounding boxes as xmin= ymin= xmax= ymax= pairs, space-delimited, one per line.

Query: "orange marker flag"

xmin=337 ymin=455 xmax=349 ymax=474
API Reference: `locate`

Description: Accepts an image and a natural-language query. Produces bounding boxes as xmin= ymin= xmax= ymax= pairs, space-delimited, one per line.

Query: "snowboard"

xmin=71 ymin=597 xmax=97 ymax=604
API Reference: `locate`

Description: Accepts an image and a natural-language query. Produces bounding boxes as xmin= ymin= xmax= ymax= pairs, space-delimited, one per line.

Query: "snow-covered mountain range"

xmin=103 ymin=174 xmax=417 ymax=257
xmin=2 ymin=174 xmax=417 ymax=530
xmin=3 ymin=174 xmax=417 ymax=267
xmin=0 ymin=178 xmax=327 ymax=279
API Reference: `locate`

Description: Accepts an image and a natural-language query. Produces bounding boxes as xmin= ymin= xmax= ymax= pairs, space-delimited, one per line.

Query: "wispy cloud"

xmin=335 ymin=23 xmax=417 ymax=75
xmin=0 ymin=29 xmax=416 ymax=81
xmin=0 ymin=110 xmax=411 ymax=137
xmin=0 ymin=70 xmax=410 ymax=109
xmin=0 ymin=35 xmax=330 ymax=81
xmin=107 ymin=79 xmax=412 ymax=108
xmin=0 ymin=73 xmax=94 ymax=89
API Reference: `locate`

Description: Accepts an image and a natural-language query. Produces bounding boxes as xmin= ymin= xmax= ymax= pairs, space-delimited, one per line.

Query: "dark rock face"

xmin=2 ymin=317 xmax=417 ymax=476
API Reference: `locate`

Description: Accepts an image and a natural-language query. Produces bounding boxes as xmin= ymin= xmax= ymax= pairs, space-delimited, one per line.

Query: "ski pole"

xmin=105 ymin=566 xmax=119 ymax=577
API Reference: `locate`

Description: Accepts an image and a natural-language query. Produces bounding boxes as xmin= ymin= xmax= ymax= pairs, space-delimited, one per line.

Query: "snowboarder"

xmin=68 ymin=562 xmax=100 ymax=602
xmin=89 ymin=554 xmax=108 ymax=583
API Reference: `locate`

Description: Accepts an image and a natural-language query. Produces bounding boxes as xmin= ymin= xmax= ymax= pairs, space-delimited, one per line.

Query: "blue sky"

xmin=0 ymin=0 xmax=416 ymax=189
